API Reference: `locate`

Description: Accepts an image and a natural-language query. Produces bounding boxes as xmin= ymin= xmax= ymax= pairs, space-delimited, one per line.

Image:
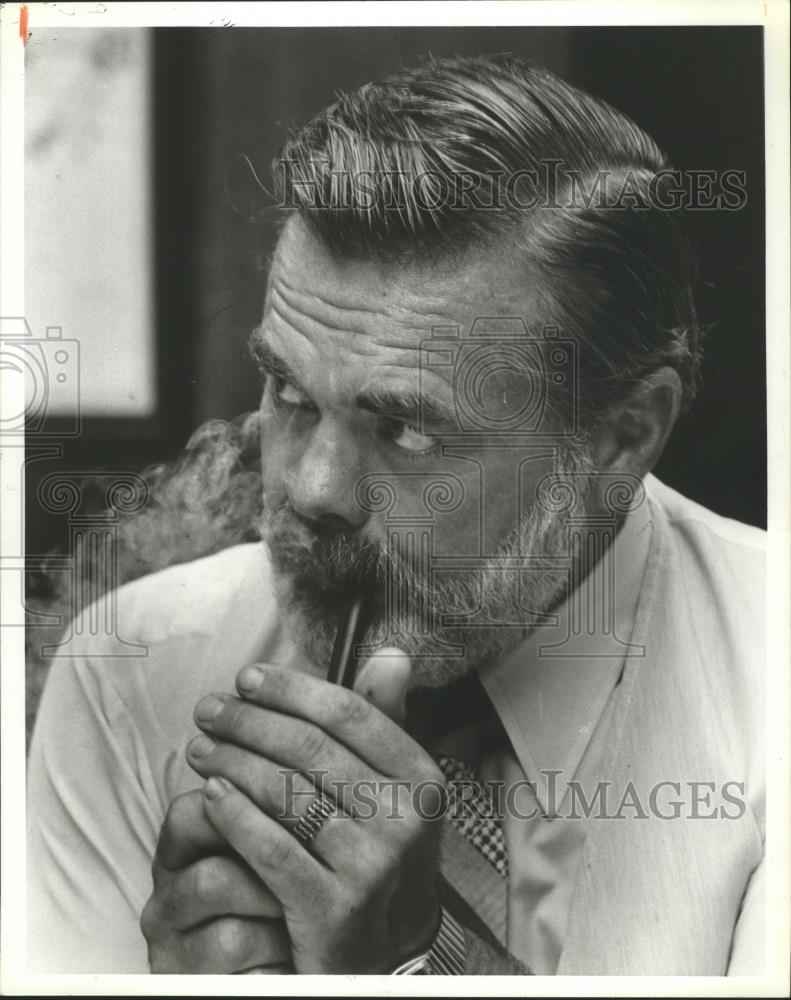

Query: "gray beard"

xmin=263 ymin=447 xmax=594 ymax=689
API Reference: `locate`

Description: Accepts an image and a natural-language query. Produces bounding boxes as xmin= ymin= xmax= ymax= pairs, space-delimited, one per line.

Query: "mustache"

xmin=263 ymin=502 xmax=395 ymax=599
xmin=261 ymin=499 xmax=471 ymax=624
xmin=260 ymin=494 xmax=555 ymax=617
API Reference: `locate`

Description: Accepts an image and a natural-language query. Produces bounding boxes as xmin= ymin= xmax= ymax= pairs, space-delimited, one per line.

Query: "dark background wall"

xmin=26 ymin=25 xmax=766 ymax=563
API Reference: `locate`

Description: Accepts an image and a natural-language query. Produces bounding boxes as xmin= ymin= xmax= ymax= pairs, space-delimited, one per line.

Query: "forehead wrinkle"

xmin=357 ymin=353 xmax=455 ymax=400
xmin=272 ymin=273 xmax=457 ymax=345
xmin=274 ymin=272 xmax=395 ymax=322
xmin=261 ymin=297 xmax=453 ymax=416
xmin=276 ymin=268 xmax=476 ymax=329
xmin=267 ymin=283 xmax=451 ymax=362
xmin=272 ymin=279 xmax=389 ymax=341
xmin=270 ymin=254 xmax=473 ymax=336
xmin=267 ymin=295 xmax=400 ymax=364
xmin=263 ymin=298 xmax=425 ymax=410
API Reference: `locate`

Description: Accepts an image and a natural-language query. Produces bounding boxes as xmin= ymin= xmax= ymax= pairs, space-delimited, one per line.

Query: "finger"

xmin=234 ymin=662 xmax=431 ymax=777
xmin=187 ymin=736 xmax=375 ymax=867
xmin=156 ymin=790 xmax=229 ymax=871
xmin=187 ymin=732 xmax=320 ymax=817
xmin=148 ymin=915 xmax=290 ymax=974
xmin=201 ymin=776 xmax=333 ymax=911
xmin=353 ymin=648 xmax=411 ymax=725
xmin=154 ymin=854 xmax=284 ymax=930
xmin=192 ymin=695 xmax=387 ymax=805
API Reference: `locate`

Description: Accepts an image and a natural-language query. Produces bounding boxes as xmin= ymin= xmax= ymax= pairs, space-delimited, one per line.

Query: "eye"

xmin=271 ymin=375 xmax=313 ymax=409
xmin=390 ymin=422 xmax=438 ymax=454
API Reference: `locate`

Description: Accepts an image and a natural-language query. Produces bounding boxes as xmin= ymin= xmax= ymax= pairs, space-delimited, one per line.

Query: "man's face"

xmin=256 ymin=217 xmax=587 ymax=686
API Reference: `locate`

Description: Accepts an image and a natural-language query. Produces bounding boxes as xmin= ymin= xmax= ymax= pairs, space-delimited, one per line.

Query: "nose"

xmin=284 ymin=418 xmax=370 ymax=530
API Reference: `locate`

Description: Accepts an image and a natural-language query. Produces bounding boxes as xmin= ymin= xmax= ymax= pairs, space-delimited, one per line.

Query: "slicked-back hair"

xmin=273 ymin=54 xmax=702 ymax=423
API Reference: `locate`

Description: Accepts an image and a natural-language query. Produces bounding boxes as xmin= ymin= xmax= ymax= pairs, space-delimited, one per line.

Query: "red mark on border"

xmin=20 ymin=5 xmax=29 ymax=47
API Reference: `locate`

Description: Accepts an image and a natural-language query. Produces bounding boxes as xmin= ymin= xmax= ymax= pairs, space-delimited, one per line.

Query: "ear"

xmin=589 ymin=366 xmax=683 ymax=479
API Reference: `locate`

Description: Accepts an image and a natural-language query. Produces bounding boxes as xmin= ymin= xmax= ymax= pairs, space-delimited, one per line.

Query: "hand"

xmin=140 ymin=789 xmax=292 ymax=973
xmin=185 ymin=650 xmax=445 ymax=974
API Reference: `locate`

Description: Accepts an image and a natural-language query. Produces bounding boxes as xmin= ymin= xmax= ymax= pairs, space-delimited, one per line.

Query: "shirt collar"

xmin=478 ymin=489 xmax=653 ymax=812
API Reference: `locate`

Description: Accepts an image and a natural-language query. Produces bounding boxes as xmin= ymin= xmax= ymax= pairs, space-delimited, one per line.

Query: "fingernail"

xmin=187 ymin=734 xmax=215 ymax=759
xmin=195 ymin=694 xmax=225 ymax=724
xmin=237 ymin=665 xmax=264 ymax=694
xmin=203 ymin=776 xmax=231 ymax=800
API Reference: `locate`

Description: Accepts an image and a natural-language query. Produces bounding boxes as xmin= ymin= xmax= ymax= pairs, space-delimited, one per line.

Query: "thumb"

xmin=353 ymin=647 xmax=411 ymax=726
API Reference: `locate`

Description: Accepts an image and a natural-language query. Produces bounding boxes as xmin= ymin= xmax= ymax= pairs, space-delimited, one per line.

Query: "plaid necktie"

xmin=406 ymin=673 xmax=509 ymax=881
xmin=435 ymin=753 xmax=509 ymax=879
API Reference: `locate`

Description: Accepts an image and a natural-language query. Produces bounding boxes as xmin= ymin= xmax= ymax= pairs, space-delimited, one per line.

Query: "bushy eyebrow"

xmin=249 ymin=328 xmax=454 ymax=428
xmin=356 ymin=386 xmax=455 ymax=428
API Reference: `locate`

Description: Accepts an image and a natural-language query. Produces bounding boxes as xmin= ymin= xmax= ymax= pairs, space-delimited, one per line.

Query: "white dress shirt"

xmin=26 ymin=475 xmax=765 ymax=974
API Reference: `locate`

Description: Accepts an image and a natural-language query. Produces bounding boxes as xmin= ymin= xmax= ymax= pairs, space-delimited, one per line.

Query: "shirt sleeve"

xmin=27 ymin=651 xmax=166 ymax=973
